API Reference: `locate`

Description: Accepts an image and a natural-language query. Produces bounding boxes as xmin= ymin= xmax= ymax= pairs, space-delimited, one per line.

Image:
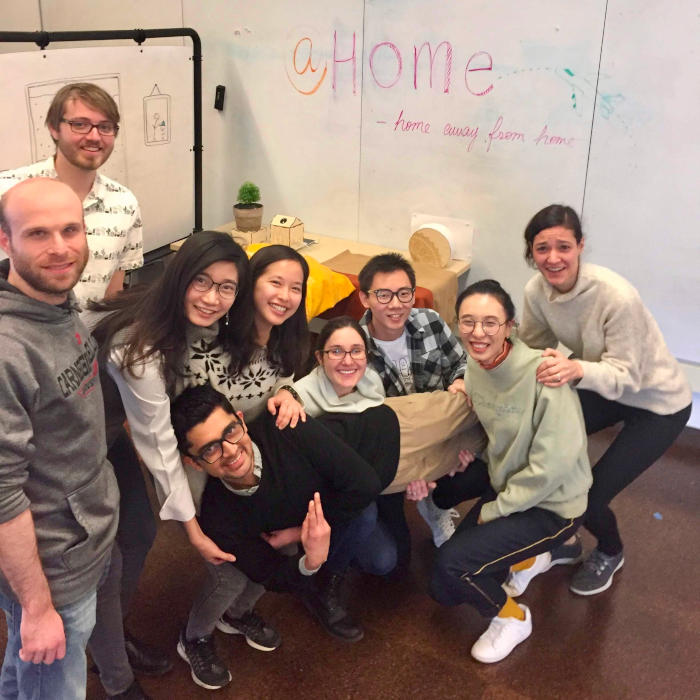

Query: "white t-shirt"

xmin=374 ymin=330 xmax=415 ymax=394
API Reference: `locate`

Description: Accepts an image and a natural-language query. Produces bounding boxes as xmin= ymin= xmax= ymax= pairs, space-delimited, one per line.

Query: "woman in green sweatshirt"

xmin=429 ymin=279 xmax=592 ymax=664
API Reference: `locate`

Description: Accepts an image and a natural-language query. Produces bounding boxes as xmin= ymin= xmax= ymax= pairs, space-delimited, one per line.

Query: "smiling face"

xmin=183 ymin=261 xmax=239 ymax=327
xmin=253 ymin=259 xmax=304 ymax=339
xmin=49 ymin=98 xmax=116 ymax=172
xmin=359 ymin=269 xmax=414 ymax=341
xmin=316 ymin=326 xmax=368 ymax=397
xmin=0 ymin=179 xmax=88 ymax=304
xmin=457 ymin=293 xmax=514 ymax=366
xmin=183 ymin=406 xmax=257 ymax=488
xmin=530 ymin=226 xmax=584 ymax=293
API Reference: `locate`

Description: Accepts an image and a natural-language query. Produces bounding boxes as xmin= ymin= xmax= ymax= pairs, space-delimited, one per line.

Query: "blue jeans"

xmin=0 ymin=588 xmax=97 ymax=700
xmin=327 ymin=502 xmax=393 ymax=575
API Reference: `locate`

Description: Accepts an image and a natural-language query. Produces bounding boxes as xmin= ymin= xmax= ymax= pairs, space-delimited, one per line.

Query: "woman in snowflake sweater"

xmin=93 ymin=237 xmax=311 ymax=686
xmin=93 ymin=236 xmax=308 ymax=564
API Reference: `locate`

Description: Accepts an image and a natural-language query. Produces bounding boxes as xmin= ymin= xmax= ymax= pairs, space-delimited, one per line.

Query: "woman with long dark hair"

xmin=93 ymin=236 xmax=310 ymax=690
xmin=94 ymin=232 xmax=256 ymax=557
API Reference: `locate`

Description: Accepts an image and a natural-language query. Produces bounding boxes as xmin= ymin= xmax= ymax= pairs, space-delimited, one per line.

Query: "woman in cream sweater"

xmin=519 ymin=204 xmax=691 ymax=596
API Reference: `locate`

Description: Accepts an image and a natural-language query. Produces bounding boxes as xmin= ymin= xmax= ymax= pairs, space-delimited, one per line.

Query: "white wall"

xmin=2 ymin=0 xmax=698 ymax=426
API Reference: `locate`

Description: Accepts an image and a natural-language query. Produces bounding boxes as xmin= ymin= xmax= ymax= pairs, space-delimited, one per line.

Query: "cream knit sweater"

xmin=520 ymin=263 xmax=691 ymax=415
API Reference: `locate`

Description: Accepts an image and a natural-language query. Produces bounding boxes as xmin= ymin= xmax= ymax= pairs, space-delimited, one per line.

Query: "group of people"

xmin=0 ymin=82 xmax=692 ymax=699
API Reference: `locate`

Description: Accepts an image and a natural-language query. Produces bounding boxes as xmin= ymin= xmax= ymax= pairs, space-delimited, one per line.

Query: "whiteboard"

xmin=356 ymin=1 xmax=605 ymax=301
xmin=582 ymin=1 xmax=700 ymax=362
xmin=194 ymin=1 xmax=606 ymax=314
xmin=0 ymin=45 xmax=195 ymax=252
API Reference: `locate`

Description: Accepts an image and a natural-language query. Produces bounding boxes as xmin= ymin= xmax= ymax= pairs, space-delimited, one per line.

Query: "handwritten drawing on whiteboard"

xmin=25 ymin=74 xmax=127 ymax=184
xmin=143 ymin=84 xmax=171 ymax=145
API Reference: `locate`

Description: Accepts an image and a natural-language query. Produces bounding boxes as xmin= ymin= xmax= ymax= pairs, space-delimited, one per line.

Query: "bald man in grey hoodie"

xmin=0 ymin=178 xmax=118 ymax=699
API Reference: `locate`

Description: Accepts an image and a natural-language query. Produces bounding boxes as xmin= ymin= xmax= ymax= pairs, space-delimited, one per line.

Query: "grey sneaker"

xmin=215 ymin=610 xmax=281 ymax=651
xmin=550 ymin=533 xmax=583 ymax=566
xmin=176 ymin=628 xmax=231 ymax=690
xmin=569 ymin=548 xmax=624 ymax=596
xmin=416 ymin=493 xmax=459 ymax=547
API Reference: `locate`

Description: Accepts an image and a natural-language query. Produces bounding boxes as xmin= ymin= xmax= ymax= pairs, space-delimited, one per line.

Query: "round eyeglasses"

xmin=367 ymin=287 xmax=415 ymax=304
xmin=191 ymin=420 xmax=246 ymax=464
xmin=191 ymin=273 xmax=238 ymax=300
xmin=60 ymin=118 xmax=119 ymax=136
xmin=321 ymin=347 xmax=367 ymax=360
xmin=458 ymin=319 xmax=508 ymax=336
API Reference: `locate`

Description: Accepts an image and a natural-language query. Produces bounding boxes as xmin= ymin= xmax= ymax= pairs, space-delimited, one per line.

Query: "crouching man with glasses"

xmin=171 ymin=383 xmax=399 ymax=689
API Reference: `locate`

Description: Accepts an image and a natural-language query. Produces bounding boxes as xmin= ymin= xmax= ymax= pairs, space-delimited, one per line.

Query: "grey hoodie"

xmin=0 ymin=261 xmax=118 ymax=608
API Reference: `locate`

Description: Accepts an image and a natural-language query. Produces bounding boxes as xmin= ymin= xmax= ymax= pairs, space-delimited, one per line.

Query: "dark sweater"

xmin=199 ymin=406 xmax=399 ymax=592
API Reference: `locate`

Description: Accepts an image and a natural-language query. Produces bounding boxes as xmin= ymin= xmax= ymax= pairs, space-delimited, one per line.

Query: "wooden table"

xmin=170 ymin=227 xmax=471 ymax=322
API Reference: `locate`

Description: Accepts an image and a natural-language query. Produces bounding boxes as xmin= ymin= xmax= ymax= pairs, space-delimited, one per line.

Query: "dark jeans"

xmin=187 ymin=563 xmax=265 ymax=640
xmin=578 ymin=390 xmax=691 ymax=555
xmin=88 ymin=422 xmax=158 ymax=695
xmin=430 ymin=462 xmax=581 ymax=617
xmin=327 ymin=502 xmax=386 ymax=574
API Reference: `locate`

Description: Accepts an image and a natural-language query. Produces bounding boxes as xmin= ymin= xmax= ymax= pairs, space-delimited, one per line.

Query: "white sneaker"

xmin=502 ymin=552 xmax=553 ymax=597
xmin=416 ymin=494 xmax=459 ymax=547
xmin=471 ymin=604 xmax=532 ymax=663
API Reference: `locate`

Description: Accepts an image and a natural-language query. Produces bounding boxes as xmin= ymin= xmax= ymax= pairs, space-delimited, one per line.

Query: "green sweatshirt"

xmin=466 ymin=338 xmax=591 ymax=523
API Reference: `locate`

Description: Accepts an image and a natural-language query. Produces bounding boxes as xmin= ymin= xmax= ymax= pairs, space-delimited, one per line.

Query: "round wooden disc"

xmin=409 ymin=226 xmax=452 ymax=267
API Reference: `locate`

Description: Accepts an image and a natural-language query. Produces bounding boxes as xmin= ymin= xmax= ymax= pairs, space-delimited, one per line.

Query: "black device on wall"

xmin=214 ymin=85 xmax=226 ymax=110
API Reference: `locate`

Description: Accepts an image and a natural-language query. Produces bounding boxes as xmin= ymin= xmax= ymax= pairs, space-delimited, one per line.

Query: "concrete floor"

xmin=72 ymin=425 xmax=700 ymax=700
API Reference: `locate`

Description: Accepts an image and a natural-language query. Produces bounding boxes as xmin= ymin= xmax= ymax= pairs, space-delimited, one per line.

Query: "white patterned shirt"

xmin=0 ymin=157 xmax=143 ymax=306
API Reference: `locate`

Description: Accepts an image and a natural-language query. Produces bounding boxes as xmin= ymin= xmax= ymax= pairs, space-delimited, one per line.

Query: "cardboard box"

xmin=270 ymin=215 xmax=304 ymax=247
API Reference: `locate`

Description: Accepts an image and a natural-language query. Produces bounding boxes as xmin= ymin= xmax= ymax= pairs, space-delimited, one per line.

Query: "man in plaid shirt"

xmin=358 ymin=253 xmax=467 ymax=563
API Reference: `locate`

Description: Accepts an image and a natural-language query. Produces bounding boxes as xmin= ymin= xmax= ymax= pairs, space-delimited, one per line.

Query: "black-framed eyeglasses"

xmin=367 ymin=287 xmax=415 ymax=304
xmin=60 ymin=118 xmax=119 ymax=136
xmin=321 ymin=346 xmax=367 ymax=360
xmin=458 ymin=318 xmax=508 ymax=336
xmin=190 ymin=273 xmax=238 ymax=300
xmin=190 ymin=420 xmax=246 ymax=464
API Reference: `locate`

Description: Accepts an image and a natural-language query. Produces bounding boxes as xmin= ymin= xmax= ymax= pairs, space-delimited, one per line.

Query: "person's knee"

xmin=429 ymin=557 xmax=459 ymax=606
xmin=365 ymin=543 xmax=397 ymax=576
xmin=354 ymin=502 xmax=379 ymax=541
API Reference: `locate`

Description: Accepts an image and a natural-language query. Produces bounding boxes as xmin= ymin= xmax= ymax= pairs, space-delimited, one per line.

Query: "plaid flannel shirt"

xmin=359 ymin=307 xmax=466 ymax=397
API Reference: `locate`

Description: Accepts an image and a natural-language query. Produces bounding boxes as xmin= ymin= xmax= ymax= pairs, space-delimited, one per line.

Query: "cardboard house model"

xmin=270 ymin=215 xmax=304 ymax=247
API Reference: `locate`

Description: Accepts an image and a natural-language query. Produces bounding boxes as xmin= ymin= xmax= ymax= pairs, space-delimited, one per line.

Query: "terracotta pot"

xmin=233 ymin=203 xmax=263 ymax=232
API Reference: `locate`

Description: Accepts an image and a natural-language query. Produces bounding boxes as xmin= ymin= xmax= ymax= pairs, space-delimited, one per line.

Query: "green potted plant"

xmin=233 ymin=181 xmax=263 ymax=232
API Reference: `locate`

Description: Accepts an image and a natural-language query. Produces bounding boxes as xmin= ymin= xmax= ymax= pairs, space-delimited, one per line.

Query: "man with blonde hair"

xmin=0 ymin=82 xmax=143 ymax=305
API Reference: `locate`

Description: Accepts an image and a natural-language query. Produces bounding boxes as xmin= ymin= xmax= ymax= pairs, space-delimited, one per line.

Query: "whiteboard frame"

xmin=0 ymin=27 xmax=203 ymax=254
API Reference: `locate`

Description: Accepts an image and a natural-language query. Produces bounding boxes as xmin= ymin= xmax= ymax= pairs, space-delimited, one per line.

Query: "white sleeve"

xmin=107 ymin=348 xmax=195 ymax=522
